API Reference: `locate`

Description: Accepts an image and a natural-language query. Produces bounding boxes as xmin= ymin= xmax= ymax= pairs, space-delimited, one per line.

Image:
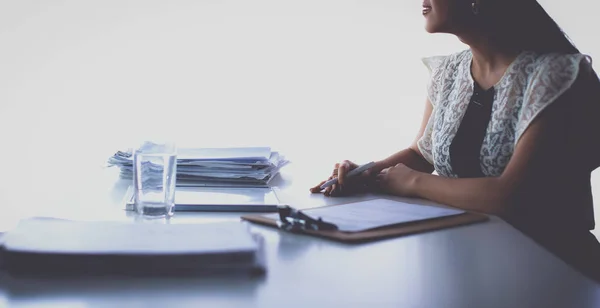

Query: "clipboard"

xmin=241 ymin=198 xmax=489 ymax=243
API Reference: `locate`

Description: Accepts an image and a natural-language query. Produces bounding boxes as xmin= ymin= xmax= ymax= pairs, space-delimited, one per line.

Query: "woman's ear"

xmin=471 ymin=0 xmax=480 ymax=15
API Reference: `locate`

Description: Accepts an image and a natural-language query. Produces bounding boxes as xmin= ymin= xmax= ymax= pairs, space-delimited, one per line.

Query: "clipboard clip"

xmin=276 ymin=205 xmax=338 ymax=232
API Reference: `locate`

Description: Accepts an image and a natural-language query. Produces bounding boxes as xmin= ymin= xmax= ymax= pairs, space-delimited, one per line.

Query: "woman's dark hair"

xmin=477 ymin=0 xmax=600 ymax=169
xmin=478 ymin=0 xmax=580 ymax=54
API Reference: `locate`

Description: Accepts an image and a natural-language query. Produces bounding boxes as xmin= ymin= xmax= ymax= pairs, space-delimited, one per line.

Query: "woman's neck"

xmin=459 ymin=33 xmax=521 ymax=90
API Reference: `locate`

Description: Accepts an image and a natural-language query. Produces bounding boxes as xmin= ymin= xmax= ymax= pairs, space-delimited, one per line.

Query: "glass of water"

xmin=133 ymin=141 xmax=177 ymax=218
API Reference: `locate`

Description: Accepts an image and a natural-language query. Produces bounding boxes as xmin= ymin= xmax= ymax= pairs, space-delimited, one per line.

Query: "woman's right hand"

xmin=309 ymin=160 xmax=377 ymax=197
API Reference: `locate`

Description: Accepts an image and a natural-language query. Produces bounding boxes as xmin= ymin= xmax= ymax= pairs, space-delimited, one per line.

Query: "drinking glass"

xmin=133 ymin=141 xmax=177 ymax=218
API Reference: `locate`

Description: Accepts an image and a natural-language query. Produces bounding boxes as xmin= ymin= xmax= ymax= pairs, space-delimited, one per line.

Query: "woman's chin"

xmin=424 ymin=24 xmax=438 ymax=34
xmin=424 ymin=21 xmax=446 ymax=34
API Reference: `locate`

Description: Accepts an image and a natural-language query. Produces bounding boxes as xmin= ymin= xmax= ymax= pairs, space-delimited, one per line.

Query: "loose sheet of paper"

xmin=303 ymin=199 xmax=465 ymax=232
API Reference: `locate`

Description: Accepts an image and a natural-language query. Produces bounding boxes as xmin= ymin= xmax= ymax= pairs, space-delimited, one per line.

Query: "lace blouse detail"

xmin=417 ymin=49 xmax=592 ymax=178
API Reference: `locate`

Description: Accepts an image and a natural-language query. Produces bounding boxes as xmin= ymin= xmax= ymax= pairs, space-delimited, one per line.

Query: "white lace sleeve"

xmin=417 ymin=55 xmax=449 ymax=165
xmin=515 ymin=53 xmax=592 ymax=143
xmin=422 ymin=56 xmax=447 ymax=107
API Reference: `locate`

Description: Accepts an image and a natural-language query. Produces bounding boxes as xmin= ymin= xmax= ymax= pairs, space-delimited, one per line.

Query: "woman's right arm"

xmin=372 ymin=97 xmax=435 ymax=174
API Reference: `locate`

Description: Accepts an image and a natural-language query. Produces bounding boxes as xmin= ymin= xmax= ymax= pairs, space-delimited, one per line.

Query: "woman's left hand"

xmin=376 ymin=163 xmax=419 ymax=197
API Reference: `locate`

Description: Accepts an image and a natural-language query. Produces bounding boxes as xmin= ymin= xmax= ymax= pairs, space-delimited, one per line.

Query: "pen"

xmin=319 ymin=161 xmax=377 ymax=190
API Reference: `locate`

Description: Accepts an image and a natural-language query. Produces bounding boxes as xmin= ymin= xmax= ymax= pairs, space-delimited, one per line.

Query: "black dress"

xmin=449 ymin=81 xmax=495 ymax=178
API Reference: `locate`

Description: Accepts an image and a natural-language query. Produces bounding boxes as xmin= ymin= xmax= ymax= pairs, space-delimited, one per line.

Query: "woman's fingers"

xmin=334 ymin=161 xmax=353 ymax=195
xmin=328 ymin=184 xmax=342 ymax=197
xmin=325 ymin=162 xmax=344 ymax=196
xmin=337 ymin=161 xmax=349 ymax=185
xmin=325 ymin=184 xmax=335 ymax=196
xmin=309 ymin=180 xmax=327 ymax=193
xmin=311 ymin=160 xmax=361 ymax=196
xmin=322 ymin=174 xmax=336 ymax=196
xmin=310 ymin=163 xmax=339 ymax=193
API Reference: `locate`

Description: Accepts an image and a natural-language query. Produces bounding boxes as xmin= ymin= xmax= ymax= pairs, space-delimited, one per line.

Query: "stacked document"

xmin=107 ymin=146 xmax=288 ymax=187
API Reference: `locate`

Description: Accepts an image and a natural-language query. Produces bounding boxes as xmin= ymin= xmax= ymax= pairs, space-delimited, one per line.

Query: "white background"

xmin=0 ymin=0 xmax=599 ymax=235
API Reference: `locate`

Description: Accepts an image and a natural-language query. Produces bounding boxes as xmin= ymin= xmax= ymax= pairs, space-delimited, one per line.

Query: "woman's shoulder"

xmin=518 ymin=51 xmax=593 ymax=78
xmin=526 ymin=51 xmax=591 ymax=64
xmin=511 ymin=52 xmax=597 ymax=144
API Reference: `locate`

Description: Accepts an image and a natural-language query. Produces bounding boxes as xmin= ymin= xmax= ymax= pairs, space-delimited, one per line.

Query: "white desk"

xmin=1 ymin=162 xmax=599 ymax=308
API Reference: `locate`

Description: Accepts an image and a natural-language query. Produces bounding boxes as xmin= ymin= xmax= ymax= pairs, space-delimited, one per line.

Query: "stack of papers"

xmin=107 ymin=146 xmax=288 ymax=187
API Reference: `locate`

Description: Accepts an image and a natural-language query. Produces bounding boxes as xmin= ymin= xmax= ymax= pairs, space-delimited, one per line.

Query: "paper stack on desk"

xmin=107 ymin=146 xmax=288 ymax=187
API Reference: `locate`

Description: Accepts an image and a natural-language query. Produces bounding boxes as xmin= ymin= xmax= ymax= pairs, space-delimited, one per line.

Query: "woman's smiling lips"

xmin=422 ymin=1 xmax=432 ymax=15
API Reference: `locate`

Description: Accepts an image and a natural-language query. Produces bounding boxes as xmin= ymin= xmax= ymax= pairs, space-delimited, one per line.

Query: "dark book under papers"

xmin=0 ymin=218 xmax=266 ymax=277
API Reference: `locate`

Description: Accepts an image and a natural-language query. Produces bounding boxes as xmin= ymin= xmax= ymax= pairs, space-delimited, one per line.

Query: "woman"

xmin=311 ymin=0 xmax=600 ymax=282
